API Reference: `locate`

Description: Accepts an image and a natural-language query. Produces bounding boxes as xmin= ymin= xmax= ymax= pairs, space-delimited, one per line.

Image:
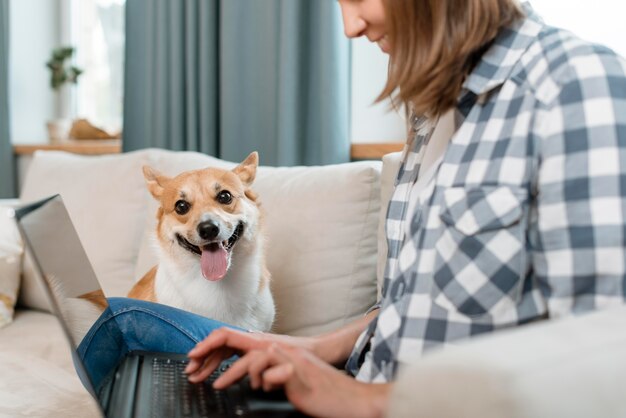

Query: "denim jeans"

xmin=77 ymin=297 xmax=240 ymax=391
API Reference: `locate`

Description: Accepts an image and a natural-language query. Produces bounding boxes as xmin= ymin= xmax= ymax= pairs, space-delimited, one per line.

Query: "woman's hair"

xmin=379 ymin=0 xmax=524 ymax=117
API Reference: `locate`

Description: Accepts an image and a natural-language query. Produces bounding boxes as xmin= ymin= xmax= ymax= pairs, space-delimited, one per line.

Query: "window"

xmin=71 ymin=0 xmax=125 ymax=134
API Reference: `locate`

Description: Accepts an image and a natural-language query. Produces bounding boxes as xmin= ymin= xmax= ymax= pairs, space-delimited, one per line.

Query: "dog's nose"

xmin=197 ymin=221 xmax=220 ymax=241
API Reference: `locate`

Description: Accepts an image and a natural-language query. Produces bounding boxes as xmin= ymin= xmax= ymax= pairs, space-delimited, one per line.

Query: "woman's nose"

xmin=340 ymin=4 xmax=367 ymax=38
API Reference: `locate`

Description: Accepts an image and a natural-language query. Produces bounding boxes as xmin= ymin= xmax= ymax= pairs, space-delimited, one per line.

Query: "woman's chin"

xmin=377 ymin=39 xmax=391 ymax=54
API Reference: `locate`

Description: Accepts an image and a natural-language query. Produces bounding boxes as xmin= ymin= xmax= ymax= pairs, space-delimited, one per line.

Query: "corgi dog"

xmin=128 ymin=152 xmax=275 ymax=332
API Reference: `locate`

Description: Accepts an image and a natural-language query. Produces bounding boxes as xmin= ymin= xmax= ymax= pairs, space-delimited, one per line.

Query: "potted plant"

xmin=45 ymin=46 xmax=83 ymax=142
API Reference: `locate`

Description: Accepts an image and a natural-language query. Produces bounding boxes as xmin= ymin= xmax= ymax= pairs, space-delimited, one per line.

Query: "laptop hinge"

xmin=106 ymin=354 xmax=142 ymax=418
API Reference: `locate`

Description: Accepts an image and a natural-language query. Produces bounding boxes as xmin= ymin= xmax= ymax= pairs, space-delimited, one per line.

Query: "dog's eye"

xmin=175 ymin=200 xmax=191 ymax=215
xmin=217 ymin=190 xmax=232 ymax=205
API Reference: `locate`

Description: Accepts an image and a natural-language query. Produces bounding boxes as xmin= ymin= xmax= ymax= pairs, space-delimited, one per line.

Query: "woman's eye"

xmin=175 ymin=200 xmax=191 ymax=215
xmin=217 ymin=190 xmax=233 ymax=205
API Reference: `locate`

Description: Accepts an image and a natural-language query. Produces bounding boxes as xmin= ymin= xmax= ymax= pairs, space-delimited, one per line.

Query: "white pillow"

xmin=19 ymin=150 xmax=152 ymax=311
xmin=134 ymin=149 xmax=382 ymax=336
xmin=0 ymin=202 xmax=23 ymax=328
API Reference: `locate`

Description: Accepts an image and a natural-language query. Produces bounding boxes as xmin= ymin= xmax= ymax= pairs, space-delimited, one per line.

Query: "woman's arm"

xmin=312 ymin=307 xmax=379 ymax=366
xmin=533 ymin=52 xmax=626 ymax=317
xmin=186 ymin=308 xmax=379 ymax=381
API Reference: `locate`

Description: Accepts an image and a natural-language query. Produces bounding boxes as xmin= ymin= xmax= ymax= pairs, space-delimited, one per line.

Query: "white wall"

xmin=350 ymin=37 xmax=406 ymax=143
xmin=531 ymin=0 xmax=626 ymax=58
xmin=9 ymin=0 xmax=61 ymax=144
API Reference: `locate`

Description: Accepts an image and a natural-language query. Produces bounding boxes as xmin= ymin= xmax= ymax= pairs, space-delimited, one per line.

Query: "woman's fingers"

xmin=262 ymin=363 xmax=295 ymax=392
xmin=259 ymin=344 xmax=307 ymax=392
xmin=184 ymin=357 xmax=203 ymax=375
xmin=186 ymin=347 xmax=229 ymax=375
xmin=186 ymin=327 xmax=268 ymax=379
xmin=212 ymin=350 xmax=258 ymax=389
xmin=187 ymin=347 xmax=234 ymax=383
xmin=187 ymin=327 xmax=255 ymax=359
xmin=212 ymin=344 xmax=296 ymax=390
xmin=212 ymin=347 xmax=280 ymax=390
xmin=242 ymin=351 xmax=271 ymax=390
xmin=186 ymin=334 xmax=316 ymax=393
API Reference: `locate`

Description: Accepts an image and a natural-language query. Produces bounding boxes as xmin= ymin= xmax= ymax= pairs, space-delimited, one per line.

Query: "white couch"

xmin=1 ymin=149 xmax=625 ymax=418
xmin=0 ymin=148 xmax=394 ymax=417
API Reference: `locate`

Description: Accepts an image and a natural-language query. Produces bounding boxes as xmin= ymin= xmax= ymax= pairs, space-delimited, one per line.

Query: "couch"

xmin=0 ymin=148 xmax=394 ymax=417
xmin=1 ymin=149 xmax=625 ymax=418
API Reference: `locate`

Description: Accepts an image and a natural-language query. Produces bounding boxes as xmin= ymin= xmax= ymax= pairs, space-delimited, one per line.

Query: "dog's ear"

xmin=232 ymin=151 xmax=258 ymax=186
xmin=142 ymin=165 xmax=168 ymax=199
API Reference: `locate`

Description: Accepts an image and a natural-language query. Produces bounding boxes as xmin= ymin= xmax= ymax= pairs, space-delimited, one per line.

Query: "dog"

xmin=128 ymin=152 xmax=275 ymax=332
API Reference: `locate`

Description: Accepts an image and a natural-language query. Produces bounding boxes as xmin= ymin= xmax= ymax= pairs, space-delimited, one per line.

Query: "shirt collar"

xmin=461 ymin=2 xmax=543 ymax=96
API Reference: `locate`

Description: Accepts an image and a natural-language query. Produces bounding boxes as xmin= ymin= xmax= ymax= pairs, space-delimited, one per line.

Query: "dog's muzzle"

xmin=175 ymin=222 xmax=245 ymax=256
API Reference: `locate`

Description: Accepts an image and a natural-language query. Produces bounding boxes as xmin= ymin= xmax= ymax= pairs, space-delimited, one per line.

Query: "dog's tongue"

xmin=201 ymin=243 xmax=228 ymax=281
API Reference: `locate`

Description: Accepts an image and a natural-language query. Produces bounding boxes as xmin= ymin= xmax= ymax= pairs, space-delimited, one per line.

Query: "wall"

xmin=350 ymin=37 xmax=406 ymax=143
xmin=9 ymin=0 xmax=61 ymax=144
xmin=531 ymin=0 xmax=626 ymax=58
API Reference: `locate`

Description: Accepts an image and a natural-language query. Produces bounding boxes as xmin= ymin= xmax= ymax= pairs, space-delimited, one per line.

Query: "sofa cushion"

xmin=135 ymin=149 xmax=382 ymax=336
xmin=19 ymin=150 xmax=152 ymax=311
xmin=0 ymin=202 xmax=23 ymax=328
xmin=0 ymin=310 xmax=100 ymax=417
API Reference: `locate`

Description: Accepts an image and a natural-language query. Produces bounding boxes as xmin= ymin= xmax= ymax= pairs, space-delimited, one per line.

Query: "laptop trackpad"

xmin=226 ymin=383 xmax=303 ymax=415
xmin=247 ymin=389 xmax=295 ymax=412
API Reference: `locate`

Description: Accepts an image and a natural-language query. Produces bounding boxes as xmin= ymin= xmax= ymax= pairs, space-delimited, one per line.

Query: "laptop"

xmin=10 ymin=195 xmax=307 ymax=418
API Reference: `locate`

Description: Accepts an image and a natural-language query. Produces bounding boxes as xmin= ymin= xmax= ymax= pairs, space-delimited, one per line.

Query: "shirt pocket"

xmin=431 ymin=186 xmax=528 ymax=317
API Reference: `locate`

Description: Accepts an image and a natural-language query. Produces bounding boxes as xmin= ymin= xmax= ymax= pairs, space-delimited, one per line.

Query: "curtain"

xmin=0 ymin=0 xmax=14 ymax=198
xmin=123 ymin=0 xmax=350 ymax=166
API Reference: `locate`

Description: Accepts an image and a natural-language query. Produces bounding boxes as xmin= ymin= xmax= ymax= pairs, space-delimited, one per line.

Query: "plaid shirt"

xmin=347 ymin=3 xmax=626 ymax=383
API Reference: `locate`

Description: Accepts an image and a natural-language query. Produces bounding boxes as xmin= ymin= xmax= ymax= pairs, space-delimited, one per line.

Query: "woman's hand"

xmin=185 ymin=327 xmax=318 ymax=382
xmin=186 ymin=309 xmax=379 ymax=382
xmin=215 ymin=343 xmax=391 ymax=418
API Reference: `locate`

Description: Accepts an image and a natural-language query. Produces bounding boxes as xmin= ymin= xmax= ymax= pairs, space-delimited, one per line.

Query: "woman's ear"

xmin=232 ymin=152 xmax=259 ymax=186
xmin=142 ymin=165 xmax=169 ymax=199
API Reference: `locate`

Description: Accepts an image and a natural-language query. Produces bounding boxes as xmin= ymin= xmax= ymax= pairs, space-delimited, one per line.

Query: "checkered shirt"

xmin=346 ymin=3 xmax=626 ymax=383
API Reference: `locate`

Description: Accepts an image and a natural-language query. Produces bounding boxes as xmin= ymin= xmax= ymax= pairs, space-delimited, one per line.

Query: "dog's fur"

xmin=128 ymin=152 xmax=275 ymax=332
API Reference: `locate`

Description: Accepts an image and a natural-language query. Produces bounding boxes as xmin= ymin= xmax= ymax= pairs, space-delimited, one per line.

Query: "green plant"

xmin=45 ymin=47 xmax=84 ymax=90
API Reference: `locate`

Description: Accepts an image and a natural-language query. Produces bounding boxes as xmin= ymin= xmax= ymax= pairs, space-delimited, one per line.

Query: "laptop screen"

xmin=11 ymin=195 xmax=126 ymax=404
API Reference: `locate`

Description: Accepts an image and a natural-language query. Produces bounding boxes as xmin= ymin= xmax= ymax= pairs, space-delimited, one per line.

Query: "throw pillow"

xmin=0 ymin=203 xmax=23 ymax=328
xmin=19 ymin=150 xmax=151 ymax=311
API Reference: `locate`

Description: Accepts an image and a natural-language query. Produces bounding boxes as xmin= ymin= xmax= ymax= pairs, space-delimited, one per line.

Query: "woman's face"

xmin=338 ymin=0 xmax=390 ymax=53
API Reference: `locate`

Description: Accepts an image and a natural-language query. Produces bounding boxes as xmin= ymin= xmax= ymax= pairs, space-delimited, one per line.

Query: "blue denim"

xmin=77 ymin=297 xmax=240 ymax=391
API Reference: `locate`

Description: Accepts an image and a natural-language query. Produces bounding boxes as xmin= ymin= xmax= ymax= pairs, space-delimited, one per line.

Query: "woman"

xmin=184 ymin=0 xmax=626 ymax=415
xmin=83 ymin=0 xmax=626 ymax=416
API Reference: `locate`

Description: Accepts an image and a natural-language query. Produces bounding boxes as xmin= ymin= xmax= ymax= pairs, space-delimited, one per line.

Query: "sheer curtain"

xmin=123 ymin=0 xmax=350 ymax=166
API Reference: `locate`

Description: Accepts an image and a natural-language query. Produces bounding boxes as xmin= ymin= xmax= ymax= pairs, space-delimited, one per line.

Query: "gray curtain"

xmin=0 ymin=0 xmax=14 ymax=198
xmin=123 ymin=0 xmax=350 ymax=166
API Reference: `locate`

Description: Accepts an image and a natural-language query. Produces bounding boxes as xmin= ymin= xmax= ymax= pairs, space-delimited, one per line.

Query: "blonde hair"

xmin=379 ymin=0 xmax=524 ymax=117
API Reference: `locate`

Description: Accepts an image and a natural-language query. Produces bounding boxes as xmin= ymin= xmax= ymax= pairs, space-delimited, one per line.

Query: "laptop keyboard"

xmin=150 ymin=357 xmax=233 ymax=418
